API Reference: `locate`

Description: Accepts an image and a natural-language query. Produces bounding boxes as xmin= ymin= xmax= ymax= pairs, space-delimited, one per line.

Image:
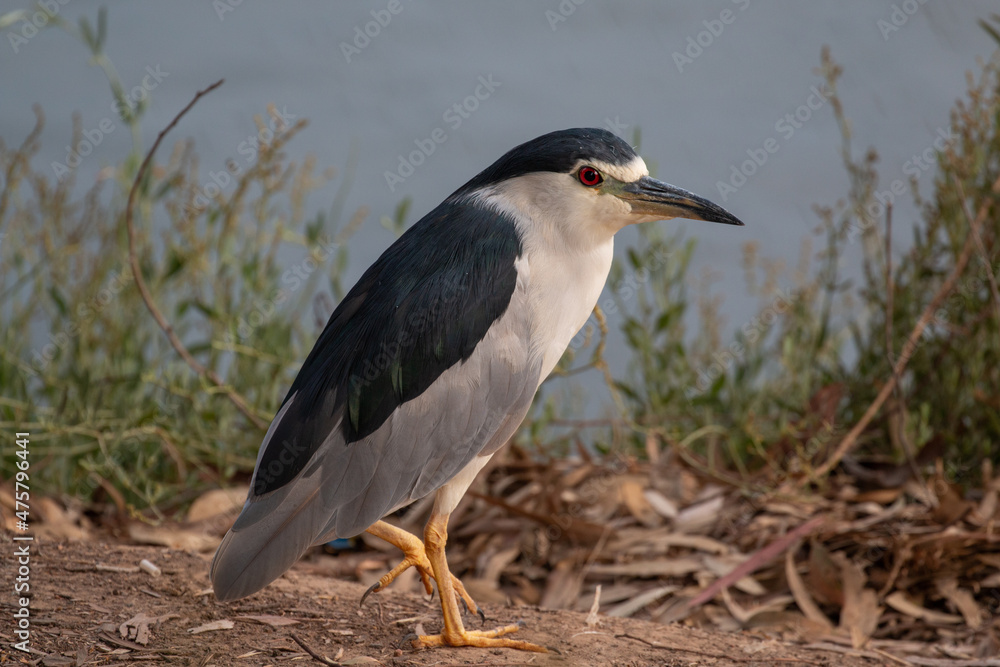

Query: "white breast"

xmin=517 ymin=240 xmax=614 ymax=383
xmin=469 ymin=171 xmax=629 ymax=387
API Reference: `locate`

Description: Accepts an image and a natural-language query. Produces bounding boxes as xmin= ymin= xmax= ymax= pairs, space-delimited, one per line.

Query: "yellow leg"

xmin=362 ymin=520 xmax=481 ymax=618
xmin=413 ymin=512 xmax=548 ymax=653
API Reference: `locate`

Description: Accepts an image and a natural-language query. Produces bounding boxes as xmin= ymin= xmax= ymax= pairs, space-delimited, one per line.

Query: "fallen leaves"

xmin=187 ymin=619 xmax=235 ymax=634
xmin=3 ymin=433 xmax=998 ymax=664
xmin=837 ymin=554 xmax=882 ymax=648
xmin=119 ymin=612 xmax=178 ymax=645
xmin=416 ymin=444 xmax=1000 ymax=658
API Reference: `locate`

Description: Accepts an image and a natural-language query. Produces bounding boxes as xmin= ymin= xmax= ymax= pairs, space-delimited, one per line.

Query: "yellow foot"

xmin=412 ymin=622 xmax=548 ymax=652
xmin=361 ymin=522 xmax=482 ymax=620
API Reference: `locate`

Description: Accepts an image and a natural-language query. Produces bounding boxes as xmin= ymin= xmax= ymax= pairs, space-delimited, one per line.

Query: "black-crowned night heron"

xmin=211 ymin=128 xmax=743 ymax=652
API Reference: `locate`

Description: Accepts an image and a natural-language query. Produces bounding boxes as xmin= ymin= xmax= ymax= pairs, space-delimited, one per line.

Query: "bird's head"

xmin=453 ymin=128 xmax=743 ymax=248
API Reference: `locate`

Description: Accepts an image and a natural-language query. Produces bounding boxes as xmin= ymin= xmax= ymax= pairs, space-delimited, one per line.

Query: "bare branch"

xmin=810 ymin=174 xmax=1000 ymax=481
xmin=124 ymin=79 xmax=267 ymax=431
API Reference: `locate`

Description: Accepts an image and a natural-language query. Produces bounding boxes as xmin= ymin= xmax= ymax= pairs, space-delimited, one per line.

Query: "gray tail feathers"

xmin=210 ymin=479 xmax=333 ymax=602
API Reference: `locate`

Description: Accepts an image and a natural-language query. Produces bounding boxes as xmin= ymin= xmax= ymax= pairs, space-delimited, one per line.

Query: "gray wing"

xmin=210 ymin=303 xmax=541 ymax=602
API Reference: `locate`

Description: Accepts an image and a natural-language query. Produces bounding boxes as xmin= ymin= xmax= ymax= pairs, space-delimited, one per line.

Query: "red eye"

xmin=578 ymin=167 xmax=603 ymax=187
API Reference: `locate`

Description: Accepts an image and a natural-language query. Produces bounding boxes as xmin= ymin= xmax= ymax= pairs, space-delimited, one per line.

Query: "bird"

xmin=211 ymin=127 xmax=743 ymax=652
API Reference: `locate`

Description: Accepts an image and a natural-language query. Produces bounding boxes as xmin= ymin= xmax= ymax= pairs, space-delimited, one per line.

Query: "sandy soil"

xmin=0 ymin=541 xmax=884 ymax=667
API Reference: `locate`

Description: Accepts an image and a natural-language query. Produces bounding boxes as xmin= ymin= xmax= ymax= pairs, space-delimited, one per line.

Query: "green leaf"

xmin=49 ymin=286 xmax=68 ymax=316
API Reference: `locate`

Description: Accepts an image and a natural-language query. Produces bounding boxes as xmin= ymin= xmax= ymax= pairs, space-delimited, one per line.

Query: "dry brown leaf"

xmin=718 ymin=590 xmax=752 ymax=625
xmin=980 ymin=572 xmax=1000 ymax=588
xmin=479 ymin=545 xmax=520 ymax=588
xmin=461 ymin=577 xmax=510 ymax=605
xmin=675 ymin=495 xmax=724 ymax=534
xmin=979 ymin=554 xmax=1000 ymax=569
xmin=588 ymin=557 xmax=702 ymax=578
xmin=0 ymin=485 xmax=14 ymax=512
xmin=885 ymin=592 xmax=962 ymax=625
xmin=847 ymin=497 xmax=907 ymax=531
xmin=540 ymin=558 xmax=582 ymax=610
xmin=128 ymin=522 xmax=218 ymax=552
xmin=702 ymin=555 xmax=766 ymax=595
xmin=658 ymin=533 xmax=729 ymax=554
xmin=577 ymin=582 xmax=643 ymax=610
xmin=562 ymin=463 xmax=596 ymax=488
xmin=836 ymin=554 xmax=882 ymax=648
xmin=931 ymin=475 xmax=972 ymax=524
xmin=720 ymin=587 xmax=794 ymax=624
xmin=618 ymin=478 xmax=660 ymax=527
xmin=853 ymin=488 xmax=904 ymax=504
xmin=33 ymin=497 xmax=88 ymax=541
xmin=968 ymin=477 xmax=1000 ymax=526
xmin=642 ymin=488 xmax=678 ymax=520
xmin=606 ymin=585 xmax=677 ymax=618
xmin=935 ymin=578 xmax=983 ymax=629
xmin=785 ymin=547 xmax=832 ymax=629
xmin=609 ymin=528 xmax=728 ymax=556
xmin=187 ymin=619 xmax=235 ymax=634
xmin=119 ymin=613 xmax=177 ymax=645
xmin=807 ymin=539 xmax=843 ymax=606
xmin=763 ymin=501 xmax=816 ymax=519
xmin=187 ymin=487 xmax=248 ymax=523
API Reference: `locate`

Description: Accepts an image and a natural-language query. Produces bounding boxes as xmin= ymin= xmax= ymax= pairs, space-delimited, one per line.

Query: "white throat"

xmin=468 ymin=182 xmax=618 ymax=384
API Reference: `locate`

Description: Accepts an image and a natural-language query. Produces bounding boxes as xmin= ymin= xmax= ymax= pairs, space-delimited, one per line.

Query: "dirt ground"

xmin=2 ymin=541 xmax=886 ymax=667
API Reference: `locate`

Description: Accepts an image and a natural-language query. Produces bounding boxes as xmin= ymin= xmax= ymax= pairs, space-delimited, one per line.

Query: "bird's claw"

xmin=359 ymin=557 xmax=481 ymax=619
xmin=411 ymin=622 xmax=548 ymax=653
xmin=359 ymin=581 xmax=382 ymax=607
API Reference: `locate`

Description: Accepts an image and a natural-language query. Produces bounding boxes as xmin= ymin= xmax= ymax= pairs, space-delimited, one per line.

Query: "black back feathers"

xmin=253 ymin=200 xmax=522 ymax=496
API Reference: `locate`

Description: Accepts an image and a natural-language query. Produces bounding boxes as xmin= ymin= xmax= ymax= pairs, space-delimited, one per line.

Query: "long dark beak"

xmin=619 ymin=175 xmax=744 ymax=226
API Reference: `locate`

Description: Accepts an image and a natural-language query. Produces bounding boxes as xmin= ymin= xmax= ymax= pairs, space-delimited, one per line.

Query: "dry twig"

xmin=811 ymin=174 xmax=1000 ymax=481
xmin=953 ymin=176 xmax=1000 ymax=323
xmin=289 ymin=632 xmax=344 ymax=666
xmin=123 ymin=78 xmax=267 ymax=431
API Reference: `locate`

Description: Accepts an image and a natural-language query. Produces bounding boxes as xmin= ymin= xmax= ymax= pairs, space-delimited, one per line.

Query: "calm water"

xmin=3 ymin=1 xmax=997 ymax=414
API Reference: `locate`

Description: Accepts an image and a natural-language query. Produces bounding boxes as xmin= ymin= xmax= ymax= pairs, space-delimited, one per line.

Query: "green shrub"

xmin=2 ymin=11 xmax=998 ymax=513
